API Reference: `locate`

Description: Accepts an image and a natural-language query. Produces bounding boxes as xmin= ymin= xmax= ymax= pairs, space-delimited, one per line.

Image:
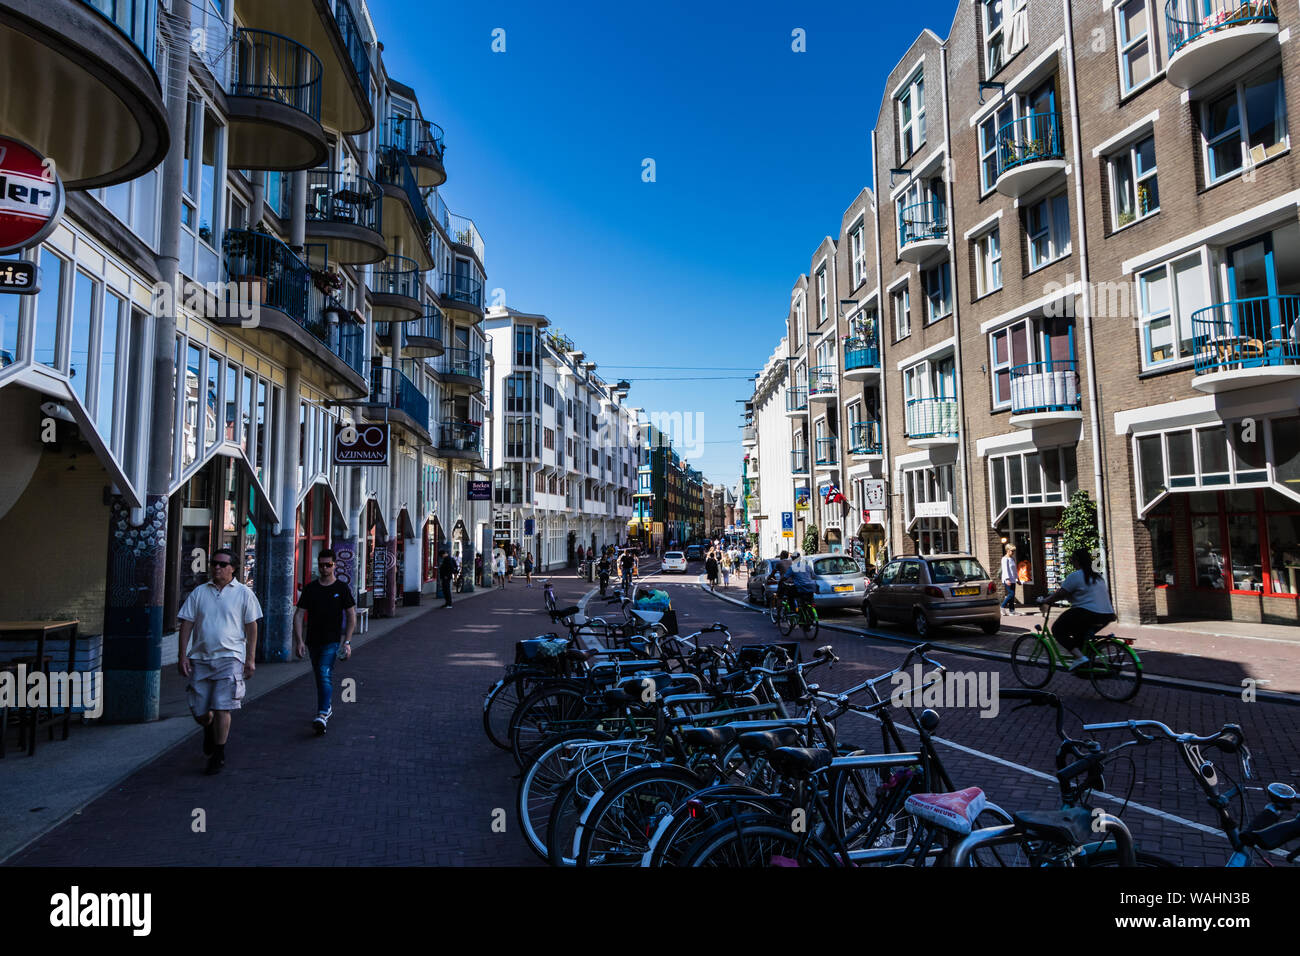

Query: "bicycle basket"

xmin=514 ymin=634 xmax=572 ymax=673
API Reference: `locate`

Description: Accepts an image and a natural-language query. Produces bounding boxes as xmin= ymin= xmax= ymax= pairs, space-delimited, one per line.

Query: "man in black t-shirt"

xmin=293 ymin=549 xmax=356 ymax=735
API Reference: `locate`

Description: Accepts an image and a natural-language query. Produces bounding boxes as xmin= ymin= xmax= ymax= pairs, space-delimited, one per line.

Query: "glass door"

xmin=1227 ymin=235 xmax=1280 ymax=361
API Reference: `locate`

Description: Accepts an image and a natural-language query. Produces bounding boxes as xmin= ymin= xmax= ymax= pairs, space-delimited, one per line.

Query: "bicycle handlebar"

xmin=1084 ymin=718 xmax=1242 ymax=749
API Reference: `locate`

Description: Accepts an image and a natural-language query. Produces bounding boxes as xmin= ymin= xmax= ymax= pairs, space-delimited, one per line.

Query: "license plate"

xmin=953 ymin=586 xmax=980 ymax=597
xmin=833 ymin=585 xmax=854 ymax=592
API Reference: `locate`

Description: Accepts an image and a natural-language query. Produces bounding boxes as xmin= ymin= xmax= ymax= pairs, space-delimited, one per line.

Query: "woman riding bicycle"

xmin=1038 ymin=548 xmax=1116 ymax=660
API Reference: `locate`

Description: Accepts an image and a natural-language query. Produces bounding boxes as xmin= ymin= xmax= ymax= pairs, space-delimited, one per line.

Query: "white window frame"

xmin=979 ymin=103 xmax=1014 ymax=194
xmin=892 ymin=286 xmax=911 ymax=340
xmin=1109 ymin=133 xmax=1160 ymax=231
xmin=975 ymin=226 xmax=1003 ymax=297
xmin=1026 ymin=191 xmax=1071 ymax=271
xmin=1135 ymin=249 xmax=1211 ymax=371
xmin=922 ymin=260 xmax=952 ymax=323
xmin=817 ymin=267 xmax=828 ymax=325
xmin=988 ymin=446 xmax=1075 ymax=524
xmin=984 ymin=0 xmax=1006 ymax=77
xmin=850 ymin=223 xmax=865 ymax=288
xmin=1202 ymin=68 xmax=1290 ymax=186
xmin=898 ymin=71 xmax=926 ymax=160
xmin=1115 ymin=0 xmax=1159 ymax=95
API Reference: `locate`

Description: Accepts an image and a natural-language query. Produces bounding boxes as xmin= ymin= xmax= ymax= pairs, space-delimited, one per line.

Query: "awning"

xmin=172 ymin=439 xmax=278 ymax=524
xmin=296 ymin=476 xmax=345 ymax=532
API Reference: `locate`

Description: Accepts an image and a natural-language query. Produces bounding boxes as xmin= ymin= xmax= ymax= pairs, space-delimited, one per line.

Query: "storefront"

xmin=903 ymin=463 xmax=958 ymax=555
xmin=988 ymin=445 xmax=1078 ymax=598
xmin=423 ymin=516 xmax=444 ymax=584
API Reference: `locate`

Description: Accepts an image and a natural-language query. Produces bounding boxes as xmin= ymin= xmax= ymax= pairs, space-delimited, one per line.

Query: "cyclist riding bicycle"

xmin=776 ymin=562 xmax=816 ymax=617
xmin=618 ymin=549 xmax=635 ymax=592
xmin=1037 ymin=547 xmax=1117 ymax=666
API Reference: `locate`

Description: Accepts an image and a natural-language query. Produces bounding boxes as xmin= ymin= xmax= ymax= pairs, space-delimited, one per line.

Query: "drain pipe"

xmin=1062 ymin=0 xmax=1114 ymax=597
xmin=869 ymin=130 xmax=893 ymax=560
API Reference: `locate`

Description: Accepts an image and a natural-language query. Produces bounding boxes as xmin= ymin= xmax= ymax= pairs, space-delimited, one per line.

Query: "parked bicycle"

xmin=1009 ymin=601 xmax=1142 ymax=701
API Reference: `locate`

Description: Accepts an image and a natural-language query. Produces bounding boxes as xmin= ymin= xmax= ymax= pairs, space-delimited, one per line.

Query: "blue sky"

xmin=369 ymin=0 xmax=959 ymax=488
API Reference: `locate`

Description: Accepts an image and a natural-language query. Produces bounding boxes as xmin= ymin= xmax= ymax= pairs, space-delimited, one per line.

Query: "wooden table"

xmin=0 ymin=620 xmax=79 ymax=756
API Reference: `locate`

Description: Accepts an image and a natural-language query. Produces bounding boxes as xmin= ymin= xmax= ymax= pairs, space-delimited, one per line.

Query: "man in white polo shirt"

xmin=177 ymin=548 xmax=263 ymax=775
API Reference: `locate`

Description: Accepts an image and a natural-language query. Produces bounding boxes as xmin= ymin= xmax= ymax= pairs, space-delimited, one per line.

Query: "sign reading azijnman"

xmin=334 ymin=423 xmax=389 ymax=465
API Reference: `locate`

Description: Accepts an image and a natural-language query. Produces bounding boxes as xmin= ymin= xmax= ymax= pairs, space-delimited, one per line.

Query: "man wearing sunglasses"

xmin=293 ymin=549 xmax=356 ymax=735
xmin=177 ymin=548 xmax=263 ymax=775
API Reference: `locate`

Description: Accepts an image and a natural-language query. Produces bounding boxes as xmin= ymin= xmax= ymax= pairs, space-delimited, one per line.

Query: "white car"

xmin=662 ymin=551 xmax=687 ymax=573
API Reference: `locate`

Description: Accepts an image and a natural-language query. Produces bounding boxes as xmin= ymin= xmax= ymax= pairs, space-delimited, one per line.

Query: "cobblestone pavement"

xmin=10 ymin=561 xmax=1299 ymax=866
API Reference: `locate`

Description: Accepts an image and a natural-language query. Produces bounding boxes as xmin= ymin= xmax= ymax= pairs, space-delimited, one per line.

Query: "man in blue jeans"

xmin=293 ymin=549 xmax=356 ymax=735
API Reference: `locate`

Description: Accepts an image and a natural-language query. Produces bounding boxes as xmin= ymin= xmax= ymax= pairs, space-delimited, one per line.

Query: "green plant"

xmin=1060 ymin=489 xmax=1101 ymax=574
xmin=1117 ymin=210 xmax=1136 ymax=228
xmin=803 ymin=524 xmax=820 ymax=555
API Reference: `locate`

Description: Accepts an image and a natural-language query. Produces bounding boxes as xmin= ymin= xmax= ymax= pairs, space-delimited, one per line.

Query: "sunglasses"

xmin=211 ymin=560 xmax=232 ymax=568
xmin=318 ymin=561 xmax=334 ymax=567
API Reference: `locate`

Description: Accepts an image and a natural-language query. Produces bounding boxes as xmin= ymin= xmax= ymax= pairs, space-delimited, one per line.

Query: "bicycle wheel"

xmin=547 ymin=746 xmax=658 ymax=867
xmin=778 ymin=605 xmax=797 ymax=638
xmin=483 ymin=673 xmax=531 ymax=751
xmin=830 ymin=764 xmax=910 ymax=852
xmin=515 ymin=729 xmax=615 ymax=862
xmin=801 ymin=608 xmax=820 ymax=641
xmin=508 ymin=683 xmax=594 ymax=768
xmin=1089 ymin=638 xmax=1142 ymax=702
xmin=1009 ymin=632 xmax=1056 ymax=689
xmin=685 ymin=815 xmax=837 ymax=867
xmin=644 ymin=789 xmax=777 ymax=867
xmin=960 ymin=805 xmax=1029 ymax=867
xmin=767 ymin=597 xmax=781 ymax=625
xmin=1078 ymin=847 xmax=1176 ymax=867
xmin=577 ymin=764 xmax=705 ymax=867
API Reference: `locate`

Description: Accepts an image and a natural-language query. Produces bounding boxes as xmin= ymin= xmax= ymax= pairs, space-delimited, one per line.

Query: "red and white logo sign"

xmin=0 ymin=137 xmax=65 ymax=255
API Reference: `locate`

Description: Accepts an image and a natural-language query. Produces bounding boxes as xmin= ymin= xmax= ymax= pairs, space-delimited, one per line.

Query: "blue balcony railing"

xmin=231 ymin=29 xmax=322 ymax=122
xmin=410 ymin=303 xmax=444 ymax=343
xmin=443 ymin=273 xmax=483 ymax=308
xmin=997 ymin=112 xmax=1065 ymax=176
xmin=384 ymin=114 xmax=446 ymax=161
xmin=786 ymin=387 xmax=809 ymax=413
xmin=1010 ymin=359 xmax=1081 ymax=414
xmin=370 ymin=364 xmax=430 ymax=431
xmin=333 ymin=0 xmax=370 ymax=89
xmin=809 ymin=365 xmax=837 ymax=397
xmin=815 ymin=437 xmax=838 ymax=467
xmin=439 ymin=420 xmax=482 ymax=455
xmin=1166 ymin=0 xmax=1278 ymax=58
xmin=81 ymin=0 xmax=156 ymax=64
xmin=849 ymin=421 xmax=883 ymax=455
xmin=905 ymin=397 xmax=959 ymax=439
xmin=305 ymin=169 xmax=382 ymax=232
xmin=900 ymin=201 xmax=948 ymax=247
xmin=1191 ymin=295 xmax=1300 ymax=375
xmin=373 ymin=255 xmax=422 ymax=300
xmin=791 ymin=449 xmax=810 ymax=474
xmin=376 ymin=147 xmax=433 ymax=236
xmin=844 ymin=338 xmax=880 ymax=372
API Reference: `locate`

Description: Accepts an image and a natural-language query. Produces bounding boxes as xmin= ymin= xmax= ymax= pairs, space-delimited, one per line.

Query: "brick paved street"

xmin=8 ymin=562 xmax=1300 ymax=866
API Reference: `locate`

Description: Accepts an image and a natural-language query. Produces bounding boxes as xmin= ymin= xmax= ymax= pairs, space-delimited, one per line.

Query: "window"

xmin=898 ymin=71 xmax=926 ymax=159
xmin=922 ymin=261 xmax=952 ymax=322
xmin=1136 ymin=251 xmax=1208 ymax=368
xmin=32 ymin=249 xmax=65 ymax=369
xmin=892 ymin=286 xmax=911 ymax=340
xmin=69 ymin=271 xmax=97 ymax=408
xmin=850 ymin=224 xmax=866 ymax=288
xmin=980 ymin=104 xmax=1014 ymax=192
xmin=543 ymin=384 xmax=554 ymax=407
xmin=1116 ymin=0 xmax=1156 ymax=94
xmin=1026 ymin=192 xmax=1071 ymax=270
xmin=1110 ymin=134 xmax=1159 ymax=229
xmin=988 ymin=315 xmax=1074 ymax=409
xmin=984 ymin=0 xmax=1006 ymax=75
xmin=817 ymin=267 xmax=828 ymax=325
xmin=93 ymin=168 xmax=160 ymax=249
xmin=96 ymin=291 xmax=125 ymax=446
xmin=543 ymin=427 xmax=555 ymax=450
xmin=1203 ymin=69 xmax=1289 ymax=184
xmin=989 ymin=447 xmax=1077 ymax=520
xmin=975 ymin=227 xmax=1003 ymax=297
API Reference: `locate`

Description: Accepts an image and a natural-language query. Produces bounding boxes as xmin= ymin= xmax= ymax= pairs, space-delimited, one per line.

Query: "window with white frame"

xmin=817 ymin=267 xmax=828 ymax=324
xmin=1109 ymin=134 xmax=1159 ymax=230
xmin=898 ymin=70 xmax=926 ymax=160
xmin=922 ymin=261 xmax=952 ymax=322
xmin=93 ymin=168 xmax=161 ymax=250
xmin=1202 ymin=68 xmax=1289 ymax=185
xmin=892 ymin=286 xmax=911 ymax=340
xmin=1136 ymin=251 xmax=1209 ymax=369
xmin=975 ymin=226 xmax=1003 ymax=297
xmin=1116 ymin=0 xmax=1157 ymax=94
xmin=988 ymin=315 xmax=1075 ymax=409
xmin=989 ymin=446 xmax=1078 ymax=521
xmin=794 ymin=294 xmax=805 ymax=348
xmin=179 ymin=94 xmax=225 ymax=285
xmin=984 ymin=0 xmax=1007 ymax=76
xmin=980 ymin=104 xmax=1014 ymax=193
xmin=850 ymin=223 xmax=866 ymax=288
xmin=903 ymin=463 xmax=956 ymax=524
xmin=1026 ymin=192 xmax=1071 ymax=270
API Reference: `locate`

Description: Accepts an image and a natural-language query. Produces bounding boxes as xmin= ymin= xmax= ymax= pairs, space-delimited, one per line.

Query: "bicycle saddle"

xmin=904 ymin=787 xmax=987 ymax=835
xmin=1012 ymin=807 xmax=1095 ymax=846
xmin=737 ymin=728 xmax=805 ymax=755
xmin=768 ymin=746 xmax=834 ymax=778
xmin=680 ymin=725 xmax=739 ymax=752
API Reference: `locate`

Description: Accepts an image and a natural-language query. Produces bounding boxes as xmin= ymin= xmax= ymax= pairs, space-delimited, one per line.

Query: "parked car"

xmin=863 ymin=554 xmax=1001 ymax=638
xmin=684 ymin=544 xmax=706 ymax=561
xmin=662 ymin=551 xmax=687 ymax=573
xmin=789 ymin=553 xmax=868 ymax=609
xmin=745 ymin=558 xmax=785 ymax=607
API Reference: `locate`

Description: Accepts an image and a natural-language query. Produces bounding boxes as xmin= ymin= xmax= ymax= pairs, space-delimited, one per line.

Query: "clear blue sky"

xmin=369 ymin=0 xmax=959 ymax=488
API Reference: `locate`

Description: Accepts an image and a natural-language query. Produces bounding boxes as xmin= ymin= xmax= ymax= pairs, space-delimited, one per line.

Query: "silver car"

xmin=790 ymin=553 xmax=868 ymax=609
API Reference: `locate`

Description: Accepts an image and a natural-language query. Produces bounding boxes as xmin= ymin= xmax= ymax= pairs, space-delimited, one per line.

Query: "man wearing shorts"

xmin=177 ymin=548 xmax=263 ymax=775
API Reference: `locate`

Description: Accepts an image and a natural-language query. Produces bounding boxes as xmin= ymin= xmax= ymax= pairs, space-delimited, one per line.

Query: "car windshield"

xmin=813 ymin=556 xmax=860 ymax=576
xmin=665 ymin=552 xmax=683 ymax=559
xmin=926 ymin=558 xmax=989 ymax=583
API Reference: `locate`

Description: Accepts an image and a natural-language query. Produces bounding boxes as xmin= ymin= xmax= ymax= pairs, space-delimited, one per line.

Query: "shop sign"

xmin=915 ymin=500 xmax=953 ymax=519
xmin=468 ymin=480 xmax=492 ymax=500
xmin=334 ymin=423 xmax=389 ymax=464
xmin=0 ymin=137 xmax=64 ymax=255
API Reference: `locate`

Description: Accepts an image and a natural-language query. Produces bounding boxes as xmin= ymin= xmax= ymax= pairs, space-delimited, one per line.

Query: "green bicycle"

xmin=769 ymin=589 xmax=820 ymax=641
xmin=1009 ymin=602 xmax=1142 ymax=701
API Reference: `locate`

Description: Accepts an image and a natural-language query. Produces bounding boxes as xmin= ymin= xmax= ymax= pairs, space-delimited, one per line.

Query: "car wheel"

xmin=912 ymin=609 xmax=930 ymax=638
xmin=980 ymin=620 xmax=1001 ymax=636
xmin=863 ymin=600 xmax=878 ymax=628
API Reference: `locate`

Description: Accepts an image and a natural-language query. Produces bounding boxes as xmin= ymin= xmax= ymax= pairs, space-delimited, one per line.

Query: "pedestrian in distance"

xmin=293 ymin=549 xmax=356 ymax=736
xmin=474 ymin=552 xmax=483 ymax=588
xmin=524 ymin=551 xmax=535 ymax=587
xmin=1000 ymin=543 xmax=1019 ymax=614
xmin=495 ymin=551 xmax=507 ymax=588
xmin=439 ymin=550 xmax=457 ymax=608
xmin=720 ymin=550 xmax=732 ymax=588
xmin=177 ymin=548 xmax=262 ymax=775
xmin=705 ymin=551 xmax=720 ymax=591
xmin=506 ymin=551 xmax=516 ymax=584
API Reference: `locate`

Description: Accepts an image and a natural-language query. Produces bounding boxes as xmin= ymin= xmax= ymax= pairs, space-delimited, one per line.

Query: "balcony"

xmin=375 ymin=148 xmax=435 ymax=271
xmin=220 ymin=229 xmax=367 ymax=395
xmin=791 ymin=449 xmax=810 ymax=475
xmin=785 ymin=386 xmax=809 ymax=417
xmin=814 ymin=437 xmax=838 ymax=469
xmin=0 ymin=0 xmax=168 ymax=187
xmin=849 ymin=420 xmax=883 ymax=456
xmin=442 ymin=273 xmax=485 ymax=325
xmin=371 ymin=255 xmax=422 ymax=325
xmin=438 ymin=420 xmax=482 ymax=462
xmin=446 ymin=213 xmax=486 ymax=270
xmin=303 ymin=169 xmax=385 ymax=265
xmin=741 ymin=426 xmax=757 ymax=446
xmin=367 ymin=364 xmax=431 ymax=442
xmin=905 ymin=397 xmax=959 ymax=448
xmin=236 ymin=0 xmax=373 ymax=136
xmin=435 ymin=347 xmax=484 ymax=390
xmin=384 ymin=114 xmax=446 ymax=188
xmin=809 ymin=366 xmax=838 ymax=403
xmin=844 ymin=338 xmax=881 ymax=381
xmin=898 ymin=201 xmax=948 ymax=263
xmin=995 ymin=112 xmax=1066 ymax=198
xmin=1191 ymin=295 xmax=1300 ymax=393
xmin=226 ymin=29 xmax=327 ymax=171
xmin=1009 ymin=359 xmax=1083 ymax=428
xmin=403 ymin=303 xmax=445 ymax=358
xmin=1165 ymin=0 xmax=1279 ymax=89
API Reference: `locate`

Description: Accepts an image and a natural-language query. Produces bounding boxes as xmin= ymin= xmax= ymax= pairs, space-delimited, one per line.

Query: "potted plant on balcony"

xmin=311 ymin=267 xmax=343 ymax=296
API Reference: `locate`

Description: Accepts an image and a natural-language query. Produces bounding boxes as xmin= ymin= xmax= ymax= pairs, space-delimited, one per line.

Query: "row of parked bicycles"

xmin=480 ymin=592 xmax=1300 ymax=867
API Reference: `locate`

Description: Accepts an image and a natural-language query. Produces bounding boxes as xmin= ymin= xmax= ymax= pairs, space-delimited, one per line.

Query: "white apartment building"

xmin=746 ymin=337 xmax=796 ymax=559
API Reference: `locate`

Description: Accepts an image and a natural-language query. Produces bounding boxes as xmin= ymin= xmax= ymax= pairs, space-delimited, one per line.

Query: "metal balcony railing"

xmin=791 ymin=449 xmax=810 ymax=474
xmin=808 ymin=365 xmax=837 ymax=397
xmin=81 ymin=0 xmax=156 ymax=64
xmin=1191 ymin=295 xmax=1300 ymax=375
xmin=304 ymin=169 xmax=381 ymax=231
xmin=1166 ymin=0 xmax=1277 ymax=57
xmin=849 ymin=420 xmax=883 ymax=455
xmin=440 ymin=347 xmax=483 ymax=381
xmin=786 ymin=387 xmax=809 ymax=412
xmin=333 ymin=0 xmax=371 ymax=89
xmin=899 ymin=201 xmax=948 ymax=246
xmin=447 ymin=213 xmax=486 ymax=264
xmin=997 ymin=112 xmax=1065 ymax=175
xmin=905 ymin=397 xmax=959 ymax=439
xmin=230 ymin=29 xmax=322 ymax=122
xmin=1010 ymin=359 xmax=1081 ymax=414
xmin=409 ymin=303 xmax=443 ymax=342
xmin=815 ymin=437 xmax=838 ymax=467
xmin=373 ymin=255 xmax=421 ymax=300
xmin=376 ymin=146 xmax=433 ymax=235
xmin=370 ymin=364 xmax=430 ymax=430
xmin=742 ymin=425 xmax=757 ymax=444
xmin=384 ymin=114 xmax=445 ymax=161
xmin=844 ymin=338 xmax=880 ymax=372
xmin=438 ymin=420 xmax=481 ymax=454
xmin=443 ymin=273 xmax=484 ymax=308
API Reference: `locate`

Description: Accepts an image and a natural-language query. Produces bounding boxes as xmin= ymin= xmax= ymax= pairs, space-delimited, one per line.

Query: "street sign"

xmin=468 ymin=480 xmax=492 ymax=501
xmin=781 ymin=511 xmax=794 ymax=539
xmin=0 ymin=137 xmax=65 ymax=255
xmin=862 ymin=479 xmax=886 ymax=509
xmin=333 ymin=423 xmax=389 ymax=464
xmin=0 ymin=259 xmax=38 ymax=294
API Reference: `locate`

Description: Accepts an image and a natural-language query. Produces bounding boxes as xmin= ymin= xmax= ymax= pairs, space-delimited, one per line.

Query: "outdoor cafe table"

xmin=0 ymin=620 xmax=78 ymax=755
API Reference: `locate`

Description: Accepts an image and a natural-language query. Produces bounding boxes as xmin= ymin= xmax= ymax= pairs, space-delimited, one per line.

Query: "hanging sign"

xmin=334 ymin=423 xmax=389 ymax=464
xmin=0 ymin=137 xmax=65 ymax=255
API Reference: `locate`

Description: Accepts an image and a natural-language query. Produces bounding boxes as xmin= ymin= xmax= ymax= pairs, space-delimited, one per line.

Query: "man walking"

xmin=293 ymin=549 xmax=356 ymax=735
xmin=177 ymin=548 xmax=262 ymax=775
xmin=439 ymin=550 xmax=458 ymax=608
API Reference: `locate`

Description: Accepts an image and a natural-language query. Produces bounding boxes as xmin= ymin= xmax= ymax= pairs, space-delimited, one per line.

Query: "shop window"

xmin=69 ymin=271 xmax=97 ymax=407
xmin=1227 ymin=510 xmax=1263 ymax=592
xmin=1148 ymin=503 xmax=1175 ymax=587
xmin=1190 ymin=510 xmax=1226 ymax=590
xmin=1230 ymin=419 xmax=1268 ymax=483
xmin=33 ymin=249 xmax=64 ymax=368
xmin=1267 ymin=505 xmax=1300 ymax=595
xmin=1198 ymin=425 xmax=1230 ymax=485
